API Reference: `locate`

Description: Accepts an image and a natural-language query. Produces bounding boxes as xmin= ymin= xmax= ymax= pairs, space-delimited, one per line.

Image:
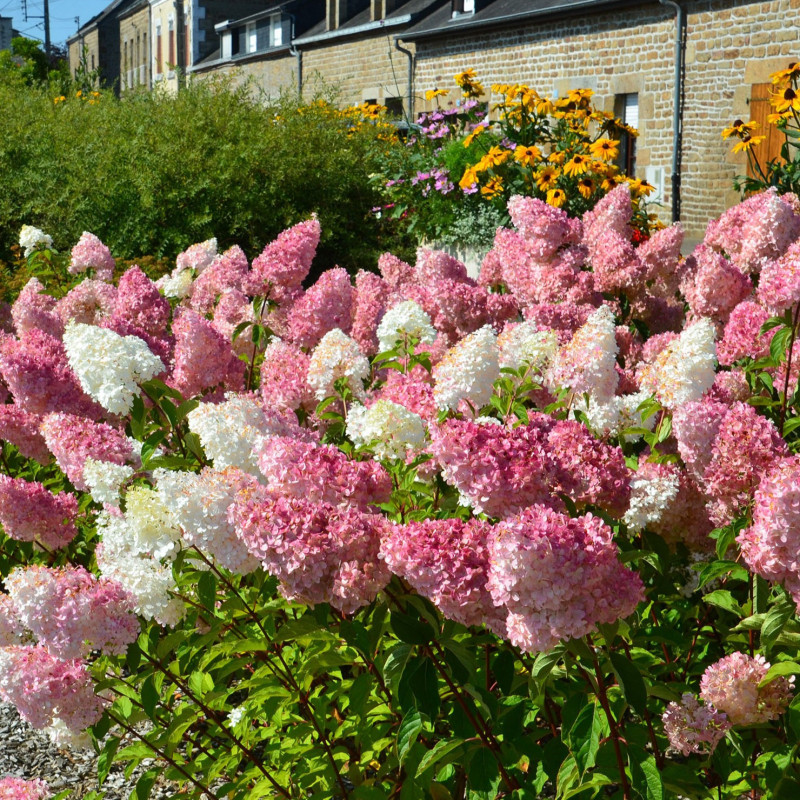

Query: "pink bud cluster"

xmin=0 ymin=777 xmax=51 ymax=799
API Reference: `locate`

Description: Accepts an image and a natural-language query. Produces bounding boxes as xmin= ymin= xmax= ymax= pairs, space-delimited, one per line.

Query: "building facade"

xmin=66 ymin=0 xmax=800 ymax=236
xmin=120 ymin=0 xmax=151 ymax=91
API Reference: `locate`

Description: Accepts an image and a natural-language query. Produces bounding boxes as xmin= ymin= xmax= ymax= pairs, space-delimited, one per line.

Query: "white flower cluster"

xmin=639 ymin=318 xmax=717 ymax=409
xmin=573 ymin=390 xmax=656 ymax=441
xmin=346 ymin=400 xmax=427 ymax=461
xmin=547 ymin=305 xmax=618 ymax=403
xmin=623 ymin=466 xmax=681 ymax=533
xmin=155 ymin=467 xmax=260 ymax=574
xmin=46 ymin=717 xmax=92 ymax=750
xmin=376 ymin=300 xmax=437 ymax=353
xmin=18 ymin=225 xmax=53 ymax=257
xmin=307 ymin=329 xmax=370 ymax=401
xmin=96 ymin=509 xmax=184 ymax=627
xmin=498 ymin=322 xmax=558 ymax=372
xmin=176 ymin=237 xmax=218 ymax=274
xmin=124 ymin=486 xmax=182 ymax=560
xmin=187 ymin=393 xmax=282 ymax=475
xmin=156 ymin=269 xmax=194 ymax=299
xmin=433 ymin=325 xmax=500 ymax=411
xmin=82 ymin=458 xmax=135 ymax=506
xmin=62 ymin=322 xmax=165 ymax=415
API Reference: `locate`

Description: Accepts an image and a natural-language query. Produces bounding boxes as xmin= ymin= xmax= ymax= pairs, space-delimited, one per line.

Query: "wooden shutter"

xmin=748 ymin=83 xmax=785 ymax=179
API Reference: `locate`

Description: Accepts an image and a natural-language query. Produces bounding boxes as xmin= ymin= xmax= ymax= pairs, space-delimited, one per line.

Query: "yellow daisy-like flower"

xmin=600 ymin=172 xmax=625 ymax=192
xmin=481 ymin=176 xmax=504 ymax=198
xmin=425 ymin=88 xmax=449 ymax=101
xmin=463 ymin=124 xmax=487 ymax=148
xmin=771 ymin=86 xmax=800 ymax=113
xmin=548 ymin=150 xmax=566 ymax=166
xmin=721 ymin=119 xmax=759 ymax=139
xmin=563 ymin=153 xmax=592 ymax=177
xmin=536 ymin=165 xmax=560 ymax=191
xmin=627 ymin=178 xmax=656 ymax=197
xmin=577 ymin=177 xmax=596 ymax=199
xmin=482 ymin=146 xmax=512 ymax=169
xmin=455 ymin=68 xmax=478 ymax=86
xmin=454 ymin=68 xmax=484 ymax=97
xmin=546 ymin=188 xmax=567 ymax=208
xmin=514 ymin=144 xmax=541 ymax=167
xmin=732 ymin=135 xmax=767 ymax=153
xmin=536 ymin=97 xmax=556 ymax=116
xmin=588 ymin=138 xmax=620 ymax=161
xmin=567 ymin=88 xmax=594 ymax=104
xmin=459 ymin=167 xmax=479 ymax=191
xmin=771 ymin=62 xmax=800 ymax=85
xmin=768 ymin=111 xmax=792 ymax=124
xmin=53 ymin=95 xmax=66 ymax=104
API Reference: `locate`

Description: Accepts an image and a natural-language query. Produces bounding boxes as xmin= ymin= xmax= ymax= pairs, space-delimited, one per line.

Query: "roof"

xmin=400 ymin=0 xmax=638 ymax=40
xmin=214 ymin=2 xmax=288 ymax=32
xmin=67 ymin=0 xmax=138 ymax=43
xmin=294 ymin=0 xmax=446 ymax=45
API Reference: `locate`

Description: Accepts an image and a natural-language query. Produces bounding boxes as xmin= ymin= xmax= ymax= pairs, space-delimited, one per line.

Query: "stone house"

xmin=67 ymin=0 xmax=800 ymax=236
xmin=119 ymin=0 xmax=151 ymax=91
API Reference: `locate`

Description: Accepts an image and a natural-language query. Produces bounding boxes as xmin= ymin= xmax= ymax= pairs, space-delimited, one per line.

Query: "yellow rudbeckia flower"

xmin=546 ymin=188 xmax=567 ymax=208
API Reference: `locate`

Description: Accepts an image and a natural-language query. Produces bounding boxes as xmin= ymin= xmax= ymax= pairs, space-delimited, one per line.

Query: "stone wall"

xmin=120 ymin=5 xmax=151 ymax=91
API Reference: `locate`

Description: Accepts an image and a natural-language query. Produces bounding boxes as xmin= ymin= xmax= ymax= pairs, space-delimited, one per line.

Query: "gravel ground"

xmin=0 ymin=702 xmax=175 ymax=799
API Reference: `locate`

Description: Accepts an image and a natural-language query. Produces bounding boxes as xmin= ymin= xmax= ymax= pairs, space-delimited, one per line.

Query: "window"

xmin=168 ymin=19 xmax=175 ymax=68
xmin=185 ymin=19 xmax=191 ymax=67
xmin=615 ymin=93 xmax=638 ymax=176
xmin=247 ymin=23 xmax=257 ymax=54
xmin=747 ymin=83 xmax=784 ymax=179
xmin=156 ymin=24 xmax=162 ymax=74
xmin=272 ymin=20 xmax=283 ymax=47
xmin=384 ymin=96 xmax=404 ymax=118
xmin=452 ymin=0 xmax=475 ymax=15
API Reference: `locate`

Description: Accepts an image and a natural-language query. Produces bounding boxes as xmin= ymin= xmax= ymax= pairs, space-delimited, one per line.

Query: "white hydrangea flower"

xmin=346 ymin=399 xmax=426 ymax=461
xmin=157 ymin=268 xmax=194 ymax=299
xmin=376 ymin=300 xmax=437 ymax=353
xmin=96 ymin=510 xmax=185 ymax=627
xmin=62 ymin=322 xmax=164 ymax=415
xmin=639 ymin=319 xmax=717 ymax=409
xmin=307 ymin=328 xmax=370 ymax=402
xmin=228 ymin=706 xmax=245 ymax=726
xmin=573 ymin=390 xmax=656 ymax=441
xmin=46 ymin=718 xmax=92 ymax=750
xmin=616 ymin=391 xmax=658 ymax=441
xmin=155 ymin=467 xmax=260 ymax=574
xmin=498 ymin=322 xmax=559 ymax=372
xmin=187 ymin=393 xmax=283 ymax=475
xmin=19 ymin=224 xmax=53 ymax=257
xmin=547 ymin=305 xmax=618 ymax=403
xmin=82 ymin=458 xmax=134 ymax=506
xmin=433 ymin=325 xmax=500 ymax=411
xmin=623 ymin=466 xmax=681 ymax=533
xmin=124 ymin=486 xmax=182 ymax=561
xmin=474 ymin=415 xmax=503 ymax=426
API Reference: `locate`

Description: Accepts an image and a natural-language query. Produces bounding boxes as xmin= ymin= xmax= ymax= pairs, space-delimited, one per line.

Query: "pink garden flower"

xmin=0 ymin=476 xmax=79 ymax=549
xmin=287 ymin=268 xmax=354 ymax=349
xmin=110 ymin=266 xmax=171 ymax=337
xmin=662 ymin=693 xmax=731 ymax=755
xmin=260 ymin=338 xmax=315 ymax=412
xmin=0 ymin=405 xmax=49 ymax=462
xmin=69 ymin=232 xmax=115 ymax=281
xmin=10 ymin=278 xmax=63 ymax=340
xmin=0 ymin=777 xmax=52 ymax=799
xmin=190 ymin=245 xmax=249 ymax=314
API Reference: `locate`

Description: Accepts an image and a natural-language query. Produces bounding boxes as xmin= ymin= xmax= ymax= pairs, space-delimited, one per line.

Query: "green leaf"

xmin=197 ymin=571 xmax=217 ymax=611
xmin=758 ymin=661 xmax=800 ymax=688
xmin=697 ymin=560 xmax=748 ymax=588
xmin=390 ymin=610 xmax=434 ymax=645
xmin=141 ymin=676 xmax=160 ymax=719
xmin=406 ymin=656 xmax=440 ymax=718
xmin=703 ymin=589 xmax=744 ymax=616
xmin=629 ymin=746 xmax=664 ymax=800
xmin=397 ymin=709 xmax=423 ymax=765
xmin=97 ymin=735 xmax=121 ymax=785
xmin=135 ymin=770 xmax=158 ymax=800
xmin=609 ymin=652 xmax=648 ymax=715
xmin=761 ymin=597 xmax=796 ymax=647
xmin=416 ymin=738 xmax=466 ymax=777
xmin=467 ymin=746 xmax=499 ymax=791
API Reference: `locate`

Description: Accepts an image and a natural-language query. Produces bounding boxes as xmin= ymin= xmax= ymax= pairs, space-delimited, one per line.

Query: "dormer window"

xmin=452 ymin=0 xmax=475 ymax=17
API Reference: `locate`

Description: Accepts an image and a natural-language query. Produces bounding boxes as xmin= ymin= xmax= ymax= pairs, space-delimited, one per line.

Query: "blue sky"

xmin=1 ymin=0 xmax=112 ymax=48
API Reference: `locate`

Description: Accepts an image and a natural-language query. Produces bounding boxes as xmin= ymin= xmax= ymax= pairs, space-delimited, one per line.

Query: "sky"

xmin=1 ymin=0 xmax=113 ymax=48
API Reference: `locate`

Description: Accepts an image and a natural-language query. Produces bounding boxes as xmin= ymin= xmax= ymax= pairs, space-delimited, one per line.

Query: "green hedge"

xmin=0 ymin=76 xmax=410 ymax=276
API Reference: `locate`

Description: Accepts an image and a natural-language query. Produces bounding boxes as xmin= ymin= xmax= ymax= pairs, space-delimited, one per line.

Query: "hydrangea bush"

xmin=3 ymin=188 xmax=800 ymax=798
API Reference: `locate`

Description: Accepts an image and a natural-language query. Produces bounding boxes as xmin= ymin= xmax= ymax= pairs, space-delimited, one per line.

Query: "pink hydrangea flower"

xmin=230 ymin=491 xmax=391 ymax=614
xmin=110 ymin=266 xmax=171 ymax=337
xmin=0 ymin=476 xmax=79 ymax=549
xmin=10 ymin=278 xmax=63 ymax=340
xmin=55 ymin=279 xmax=117 ymax=326
xmin=5 ymin=565 xmax=138 ymax=659
xmin=350 ymin=270 xmax=390 ymax=356
xmin=637 ymin=222 xmax=684 ymax=296
xmin=169 ymin=309 xmax=245 ymax=399
xmin=40 ymin=412 xmax=135 ymax=490
xmin=702 ymin=401 xmax=788 ymax=525
xmin=377 ymin=252 xmax=414 ymax=288
xmin=246 ymin=218 xmax=321 ymax=297
xmin=414 ymin=248 xmax=473 ymax=286
xmin=522 ymin=302 xmax=594 ymax=343
xmin=478 ymin=248 xmax=504 ymax=288
xmin=212 ymin=288 xmax=255 ymax=357
xmin=190 ymin=245 xmax=249 ymax=314
xmin=0 ymin=329 xmax=102 ymax=419
xmin=381 ymin=517 xmax=504 ymax=629
xmin=588 ymin=229 xmax=646 ymax=294
xmin=0 ymin=592 xmax=24 ymax=646
xmin=507 ymin=195 xmax=577 ymax=260
xmin=583 ymin=183 xmax=633 ymax=246
xmin=700 ymin=653 xmax=794 ymax=726
xmin=374 ymin=364 xmax=437 ymax=421
xmin=757 ymin=238 xmax=800 ymax=314
xmin=260 ymin=339 xmax=315 ymax=412
xmin=672 ymin=397 xmax=729 ymax=482
xmin=176 ymin=237 xmax=217 ymax=273
xmin=717 ymin=301 xmax=771 ymax=366
xmin=681 ymin=244 xmax=753 ymax=323
xmin=662 ymin=693 xmax=731 ymax=756
xmin=0 ymin=645 xmax=105 ymax=732
xmin=739 ymin=456 xmax=800 ymax=609
xmin=257 ymin=436 xmax=392 ymax=509
xmin=487 ymin=504 xmax=643 ymax=653
xmin=287 ymin=267 xmax=354 ymax=349
xmin=69 ymin=232 xmax=115 ymax=281
xmin=0 ymin=777 xmax=52 ymax=799
xmin=651 ymin=469 xmax=715 ymax=551
xmin=0 ymin=405 xmax=49 ymax=462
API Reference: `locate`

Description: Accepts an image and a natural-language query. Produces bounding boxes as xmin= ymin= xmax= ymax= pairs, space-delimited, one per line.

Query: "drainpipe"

xmin=287 ymin=13 xmax=302 ymax=97
xmin=659 ymin=0 xmax=685 ymax=222
xmin=394 ymin=37 xmax=414 ymax=124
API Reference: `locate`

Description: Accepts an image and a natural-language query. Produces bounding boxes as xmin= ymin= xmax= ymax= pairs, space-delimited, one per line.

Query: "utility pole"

xmin=43 ymin=0 xmax=50 ymax=56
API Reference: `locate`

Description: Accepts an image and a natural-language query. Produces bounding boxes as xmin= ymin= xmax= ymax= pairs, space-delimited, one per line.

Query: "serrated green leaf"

xmin=397 ymin=709 xmax=423 ymax=765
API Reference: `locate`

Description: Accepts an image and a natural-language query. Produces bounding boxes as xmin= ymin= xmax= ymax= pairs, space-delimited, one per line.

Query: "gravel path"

xmin=0 ymin=702 xmax=175 ymax=799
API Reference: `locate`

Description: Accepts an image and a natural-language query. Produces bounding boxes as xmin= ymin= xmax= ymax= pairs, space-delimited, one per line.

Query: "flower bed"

xmin=1 ymin=186 xmax=800 ymax=798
